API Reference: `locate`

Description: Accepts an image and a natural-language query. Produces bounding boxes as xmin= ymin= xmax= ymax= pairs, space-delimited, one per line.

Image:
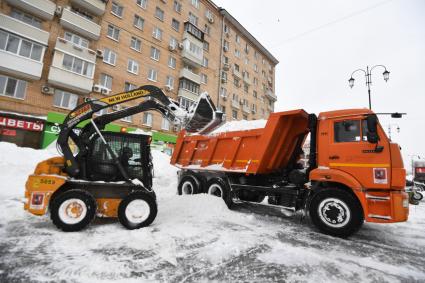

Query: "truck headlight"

xmin=402 ymin=199 xmax=409 ymax=208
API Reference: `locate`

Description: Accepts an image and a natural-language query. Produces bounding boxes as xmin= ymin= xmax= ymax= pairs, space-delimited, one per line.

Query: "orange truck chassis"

xmin=171 ymin=109 xmax=408 ymax=237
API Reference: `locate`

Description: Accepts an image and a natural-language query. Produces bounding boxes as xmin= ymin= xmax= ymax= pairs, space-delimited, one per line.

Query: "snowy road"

xmin=0 ymin=142 xmax=424 ymax=282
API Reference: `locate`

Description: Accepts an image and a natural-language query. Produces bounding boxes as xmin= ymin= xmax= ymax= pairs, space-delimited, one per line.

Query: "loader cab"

xmin=85 ymin=131 xmax=153 ymax=189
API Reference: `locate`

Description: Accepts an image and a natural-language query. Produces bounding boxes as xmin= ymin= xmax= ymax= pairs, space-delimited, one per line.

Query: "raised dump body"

xmin=171 ymin=109 xmax=310 ymax=174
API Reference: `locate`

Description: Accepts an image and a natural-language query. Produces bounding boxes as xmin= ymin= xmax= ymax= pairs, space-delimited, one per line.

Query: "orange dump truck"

xmin=171 ymin=109 xmax=409 ymax=237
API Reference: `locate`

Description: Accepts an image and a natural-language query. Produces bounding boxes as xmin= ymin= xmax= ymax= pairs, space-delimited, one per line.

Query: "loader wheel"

xmin=50 ymin=189 xmax=96 ymax=232
xmin=309 ymin=189 xmax=363 ymax=238
xmin=118 ymin=192 xmax=157 ymax=230
xmin=178 ymin=176 xmax=199 ymax=195
xmin=206 ymin=178 xmax=233 ymax=208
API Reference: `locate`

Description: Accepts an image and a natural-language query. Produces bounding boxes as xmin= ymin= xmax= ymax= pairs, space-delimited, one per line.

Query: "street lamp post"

xmin=348 ymin=65 xmax=390 ymax=109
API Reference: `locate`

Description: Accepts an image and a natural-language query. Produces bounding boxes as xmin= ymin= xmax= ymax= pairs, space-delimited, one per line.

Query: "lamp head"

xmin=349 ymin=77 xmax=355 ymax=88
xmin=383 ymin=70 xmax=390 ymax=82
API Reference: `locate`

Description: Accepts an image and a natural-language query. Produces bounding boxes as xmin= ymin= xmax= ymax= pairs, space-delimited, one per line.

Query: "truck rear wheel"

xmin=309 ymin=189 xmax=363 ymax=238
xmin=206 ymin=178 xmax=233 ymax=208
xmin=50 ymin=189 xmax=97 ymax=232
xmin=178 ymin=176 xmax=200 ymax=195
xmin=118 ymin=192 xmax=157 ymax=230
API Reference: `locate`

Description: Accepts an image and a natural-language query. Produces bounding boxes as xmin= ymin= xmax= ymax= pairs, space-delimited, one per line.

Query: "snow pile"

xmin=209 ymin=119 xmax=267 ymax=135
xmin=0 ymin=141 xmax=425 ymax=282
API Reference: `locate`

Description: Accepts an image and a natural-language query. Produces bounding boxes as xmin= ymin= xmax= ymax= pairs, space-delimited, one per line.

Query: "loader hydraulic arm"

xmin=57 ymin=85 xmax=220 ymax=177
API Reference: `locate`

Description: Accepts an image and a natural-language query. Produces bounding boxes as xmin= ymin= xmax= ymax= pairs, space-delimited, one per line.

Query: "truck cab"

xmin=310 ymin=109 xmax=408 ymax=224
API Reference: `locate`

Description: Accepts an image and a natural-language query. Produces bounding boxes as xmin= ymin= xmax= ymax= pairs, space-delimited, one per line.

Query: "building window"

xmin=168 ymin=55 xmax=176 ymax=68
xmin=171 ymin=18 xmax=180 ymax=31
xmin=120 ymin=107 xmax=133 ymax=122
xmin=133 ymin=15 xmax=144 ymax=30
xmin=0 ymin=75 xmax=27 ymax=100
xmin=234 ymin=49 xmax=241 ymax=58
xmin=161 ymin=118 xmax=170 ymax=130
xmin=107 ymin=24 xmax=120 ymax=41
xmin=244 ymin=84 xmax=249 ymax=93
xmin=233 ymin=77 xmax=240 ymax=87
xmin=10 ymin=9 xmax=42 ymax=29
xmin=203 ymin=24 xmax=210 ymax=36
xmin=179 ymin=97 xmax=194 ymax=110
xmin=245 ymin=43 xmax=250 ymax=54
xmin=127 ymin=59 xmax=139 ymax=74
xmin=252 ymin=103 xmax=257 ymax=113
xmin=53 ymin=89 xmax=78 ymax=110
xmin=245 ymin=57 xmax=249 ymax=65
xmin=223 ymin=40 xmax=229 ymax=52
xmin=174 ymin=1 xmax=182 ymax=13
xmin=111 ymin=2 xmax=124 ymax=17
xmin=253 ymin=90 xmax=257 ymax=98
xmin=254 ymin=64 xmax=258 ymax=72
xmin=99 ymin=73 xmax=113 ymax=90
xmin=150 ymin=46 xmax=160 ymax=61
xmin=253 ymin=77 xmax=258 ymax=85
xmin=130 ymin=37 xmax=141 ymax=52
xmin=220 ymin=87 xmax=227 ymax=98
xmin=143 ymin=113 xmax=153 ymax=126
xmin=254 ymin=51 xmax=259 ymax=59
xmin=124 ymin=82 xmax=137 ymax=91
xmin=191 ymin=0 xmax=199 ymax=9
xmin=188 ymin=12 xmax=198 ymax=26
xmin=103 ymin=48 xmax=117 ymax=65
xmin=202 ymin=57 xmax=208 ymax=67
xmin=0 ymin=30 xmax=43 ymax=62
xmin=166 ymin=76 xmax=174 ymax=88
xmin=64 ymin=32 xmax=89 ymax=48
xmin=203 ymin=41 xmax=209 ymax=52
xmin=152 ymin=27 xmax=163 ymax=41
xmin=179 ymin=78 xmax=199 ymax=94
xmin=221 ymin=71 xmax=227 ymax=82
xmin=223 ymin=56 xmax=229 ymax=64
xmin=147 ymin=68 xmax=158 ymax=81
xmin=234 ymin=64 xmax=240 ymax=72
xmin=232 ymin=110 xmax=238 ymax=120
xmin=62 ymin=54 xmax=94 ymax=77
xmin=235 ymin=34 xmax=240 ymax=44
xmin=169 ymin=37 xmax=178 ymax=49
xmin=201 ymin=73 xmax=207 ymax=84
xmin=136 ymin=0 xmax=147 ymax=9
xmin=155 ymin=7 xmax=164 ymax=21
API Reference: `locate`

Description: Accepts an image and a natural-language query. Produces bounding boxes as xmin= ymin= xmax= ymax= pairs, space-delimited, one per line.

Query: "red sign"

xmin=416 ymin=167 xmax=425 ymax=174
xmin=1 ymin=129 xmax=16 ymax=136
xmin=0 ymin=117 xmax=44 ymax=132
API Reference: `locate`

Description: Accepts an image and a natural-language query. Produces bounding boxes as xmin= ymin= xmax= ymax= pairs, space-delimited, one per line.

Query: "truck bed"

xmin=171 ymin=109 xmax=310 ymax=174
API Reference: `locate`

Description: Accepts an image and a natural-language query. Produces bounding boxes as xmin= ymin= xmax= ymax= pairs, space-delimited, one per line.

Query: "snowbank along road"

xmin=0 ymin=142 xmax=424 ymax=282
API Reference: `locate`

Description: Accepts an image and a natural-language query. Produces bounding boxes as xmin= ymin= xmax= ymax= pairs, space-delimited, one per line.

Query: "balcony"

xmin=54 ymin=37 xmax=97 ymax=62
xmin=265 ymin=88 xmax=277 ymax=102
xmin=179 ymin=69 xmax=201 ymax=85
xmin=232 ymin=68 xmax=242 ymax=79
xmin=231 ymin=100 xmax=240 ymax=109
xmin=48 ymin=66 xmax=94 ymax=94
xmin=243 ymin=75 xmax=251 ymax=85
xmin=0 ymin=50 xmax=44 ymax=80
xmin=70 ymin=0 xmax=106 ymax=16
xmin=47 ymin=39 xmax=96 ymax=93
xmin=60 ymin=7 xmax=101 ymax=40
xmin=0 ymin=13 xmax=49 ymax=45
xmin=181 ymin=39 xmax=203 ymax=67
xmin=178 ymin=88 xmax=199 ymax=102
xmin=5 ymin=0 xmax=56 ymax=20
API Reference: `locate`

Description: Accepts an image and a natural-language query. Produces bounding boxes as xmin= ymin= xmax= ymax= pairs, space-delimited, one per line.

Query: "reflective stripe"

xmin=330 ymin=163 xmax=390 ymax=168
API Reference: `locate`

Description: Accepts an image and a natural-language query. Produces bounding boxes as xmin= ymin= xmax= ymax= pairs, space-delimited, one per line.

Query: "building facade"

xmin=0 ymin=0 xmax=278 ymax=149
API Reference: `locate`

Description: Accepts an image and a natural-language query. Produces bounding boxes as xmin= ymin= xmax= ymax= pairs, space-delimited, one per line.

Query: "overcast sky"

xmin=213 ymin=0 xmax=425 ymax=171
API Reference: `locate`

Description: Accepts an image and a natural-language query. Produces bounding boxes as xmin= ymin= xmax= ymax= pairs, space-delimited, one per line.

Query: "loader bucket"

xmin=184 ymin=93 xmax=224 ymax=133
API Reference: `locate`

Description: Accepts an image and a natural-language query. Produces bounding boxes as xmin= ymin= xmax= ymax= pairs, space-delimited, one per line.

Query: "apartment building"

xmin=0 ymin=0 xmax=278 ymax=149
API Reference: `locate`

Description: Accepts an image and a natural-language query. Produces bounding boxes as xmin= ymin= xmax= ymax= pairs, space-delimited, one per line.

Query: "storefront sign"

xmin=0 ymin=117 xmax=44 ymax=132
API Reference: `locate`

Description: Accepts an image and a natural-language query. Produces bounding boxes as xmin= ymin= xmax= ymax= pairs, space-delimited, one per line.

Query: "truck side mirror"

xmin=366 ymin=115 xmax=379 ymax=144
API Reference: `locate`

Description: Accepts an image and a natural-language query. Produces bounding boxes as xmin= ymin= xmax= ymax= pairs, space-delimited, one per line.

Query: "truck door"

xmin=328 ymin=118 xmax=391 ymax=189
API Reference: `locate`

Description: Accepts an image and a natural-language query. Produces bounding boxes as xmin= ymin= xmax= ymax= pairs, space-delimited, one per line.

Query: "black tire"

xmin=412 ymin=191 xmax=423 ymax=201
xmin=206 ymin=178 xmax=233 ymax=208
xmin=309 ymin=189 xmax=364 ymax=238
xmin=238 ymin=190 xmax=265 ymax=203
xmin=118 ymin=191 xmax=157 ymax=230
xmin=178 ymin=175 xmax=200 ymax=195
xmin=50 ymin=189 xmax=97 ymax=232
